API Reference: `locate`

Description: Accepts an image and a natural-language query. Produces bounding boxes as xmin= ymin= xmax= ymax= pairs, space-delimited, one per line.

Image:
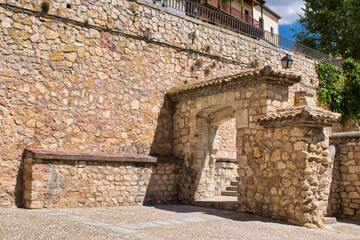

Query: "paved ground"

xmin=0 ymin=205 xmax=359 ymax=240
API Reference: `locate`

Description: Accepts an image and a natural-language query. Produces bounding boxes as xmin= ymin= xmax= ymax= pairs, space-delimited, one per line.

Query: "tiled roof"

xmin=167 ymin=66 xmax=301 ymax=101
xmin=258 ymin=106 xmax=341 ymax=127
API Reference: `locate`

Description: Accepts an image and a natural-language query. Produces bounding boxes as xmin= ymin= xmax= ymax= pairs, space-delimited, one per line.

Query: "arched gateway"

xmin=167 ymin=66 xmax=340 ymax=227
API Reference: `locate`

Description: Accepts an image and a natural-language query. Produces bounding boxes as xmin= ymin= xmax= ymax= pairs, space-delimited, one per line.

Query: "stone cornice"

xmin=24 ymin=148 xmax=158 ymax=163
xmin=258 ymin=106 xmax=341 ymax=128
xmin=167 ymin=66 xmax=301 ymax=102
xmin=330 ymin=131 xmax=360 ymax=139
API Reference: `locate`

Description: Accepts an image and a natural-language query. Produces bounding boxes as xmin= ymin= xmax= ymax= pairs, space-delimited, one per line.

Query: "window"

xmin=270 ymin=26 xmax=274 ymax=36
xmin=245 ymin=9 xmax=250 ymax=23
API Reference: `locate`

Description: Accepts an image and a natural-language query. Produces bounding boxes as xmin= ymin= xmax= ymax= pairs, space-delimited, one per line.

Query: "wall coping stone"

xmin=330 ymin=131 xmax=360 ymax=139
xmin=24 ymin=148 xmax=161 ymax=163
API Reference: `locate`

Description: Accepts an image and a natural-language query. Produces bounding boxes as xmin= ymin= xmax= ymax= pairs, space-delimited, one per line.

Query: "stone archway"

xmin=168 ymin=67 xmax=340 ymax=227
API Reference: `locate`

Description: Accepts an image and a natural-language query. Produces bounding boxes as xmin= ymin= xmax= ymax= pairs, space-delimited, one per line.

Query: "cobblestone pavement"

xmin=0 ymin=205 xmax=359 ymax=240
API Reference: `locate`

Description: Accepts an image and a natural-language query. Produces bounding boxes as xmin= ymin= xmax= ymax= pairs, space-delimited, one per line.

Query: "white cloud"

xmin=266 ymin=0 xmax=304 ymax=25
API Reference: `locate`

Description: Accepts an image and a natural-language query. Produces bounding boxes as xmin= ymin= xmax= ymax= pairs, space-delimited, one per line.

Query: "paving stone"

xmin=152 ymin=220 xmax=183 ymax=226
xmin=102 ymin=225 xmax=137 ymax=234
xmin=1 ymin=206 xmax=360 ymax=239
xmin=177 ymin=217 xmax=207 ymax=223
xmin=121 ymin=222 xmax=160 ymax=229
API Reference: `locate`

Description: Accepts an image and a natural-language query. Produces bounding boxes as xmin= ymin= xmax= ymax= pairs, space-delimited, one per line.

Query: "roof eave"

xmin=258 ymin=106 xmax=341 ymax=128
xmin=167 ymin=66 xmax=301 ymax=102
xmin=263 ymin=5 xmax=282 ymax=20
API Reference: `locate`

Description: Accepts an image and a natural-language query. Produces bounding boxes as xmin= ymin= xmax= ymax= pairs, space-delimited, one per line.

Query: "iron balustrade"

xmin=153 ymin=0 xmax=340 ymax=66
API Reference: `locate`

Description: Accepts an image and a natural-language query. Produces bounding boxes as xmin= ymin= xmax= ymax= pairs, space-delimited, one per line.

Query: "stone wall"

xmin=328 ymin=132 xmax=360 ymax=219
xmin=20 ymin=149 xmax=181 ymax=208
xmin=214 ymin=118 xmax=236 ymax=158
xmin=242 ymin=125 xmax=333 ymax=227
xmin=0 ymin=0 xmax=317 ymax=207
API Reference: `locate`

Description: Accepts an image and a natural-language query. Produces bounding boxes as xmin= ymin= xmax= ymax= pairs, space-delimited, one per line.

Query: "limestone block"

xmin=282 ymin=179 xmax=292 ymax=188
xmin=2 ymin=17 xmax=13 ymax=28
xmin=309 ymin=144 xmax=317 ymax=152
xmin=46 ymin=29 xmax=59 ymax=39
xmin=349 ymin=203 xmax=359 ymax=209
xmin=349 ymin=166 xmax=360 ymax=173
xmin=90 ymin=29 xmax=100 ymax=38
xmin=294 ymin=141 xmax=309 ymax=151
xmin=270 ymin=150 xmax=281 ymax=162
xmin=235 ymin=109 xmax=248 ymax=128
xmin=349 ymin=192 xmax=360 ymax=199
xmin=34 ymin=82 xmax=47 ymax=94
xmin=131 ymin=100 xmax=140 ymax=110
xmin=290 ymin=128 xmax=303 ymax=137
xmin=278 ymin=162 xmax=286 ymax=169
xmin=343 ymin=207 xmax=355 ymax=216
xmin=50 ymin=52 xmax=64 ymax=61
xmin=347 ymin=174 xmax=359 ymax=181
xmin=322 ymin=157 xmax=332 ymax=165
xmin=30 ymin=201 xmax=44 ymax=209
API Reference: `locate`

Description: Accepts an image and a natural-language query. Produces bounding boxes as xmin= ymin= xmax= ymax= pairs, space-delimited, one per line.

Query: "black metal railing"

xmin=153 ymin=0 xmax=340 ymax=66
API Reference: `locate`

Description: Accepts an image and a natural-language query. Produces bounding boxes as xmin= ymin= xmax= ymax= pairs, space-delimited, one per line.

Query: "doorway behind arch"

xmin=193 ymin=106 xmax=239 ymax=210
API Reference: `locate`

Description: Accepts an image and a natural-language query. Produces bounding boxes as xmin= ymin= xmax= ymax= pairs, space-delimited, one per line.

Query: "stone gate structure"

xmin=168 ymin=67 xmax=340 ymax=227
xmin=0 ymin=0 xmax=359 ymax=228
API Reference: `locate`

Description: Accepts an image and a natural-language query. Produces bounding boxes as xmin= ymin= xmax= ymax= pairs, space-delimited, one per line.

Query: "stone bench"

xmin=20 ymin=149 xmax=181 ymax=209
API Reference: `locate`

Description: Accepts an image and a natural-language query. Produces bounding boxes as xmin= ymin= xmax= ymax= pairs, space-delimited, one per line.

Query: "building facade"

xmin=206 ymin=0 xmax=281 ymax=34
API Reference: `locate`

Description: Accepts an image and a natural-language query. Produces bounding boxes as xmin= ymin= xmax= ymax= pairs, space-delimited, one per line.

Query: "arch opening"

xmin=193 ymin=105 xmax=238 ymax=200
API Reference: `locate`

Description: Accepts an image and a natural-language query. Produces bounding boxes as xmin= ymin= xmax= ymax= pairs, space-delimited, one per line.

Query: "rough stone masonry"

xmin=0 ymin=0 xmax=358 ymax=228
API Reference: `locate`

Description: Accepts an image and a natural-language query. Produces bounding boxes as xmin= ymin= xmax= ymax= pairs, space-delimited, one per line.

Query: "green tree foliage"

xmin=297 ymin=0 xmax=360 ymax=60
xmin=342 ymin=59 xmax=360 ymax=122
xmin=316 ymin=58 xmax=360 ymax=123
xmin=316 ymin=62 xmax=343 ymax=113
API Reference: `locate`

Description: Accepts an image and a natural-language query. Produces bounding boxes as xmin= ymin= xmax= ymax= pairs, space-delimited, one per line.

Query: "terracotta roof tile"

xmin=258 ymin=106 xmax=341 ymax=127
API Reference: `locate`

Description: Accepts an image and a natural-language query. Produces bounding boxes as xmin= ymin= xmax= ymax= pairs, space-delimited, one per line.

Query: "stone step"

xmin=324 ymin=217 xmax=337 ymax=224
xmin=221 ymin=191 xmax=237 ymax=196
xmin=226 ymin=186 xmax=237 ymax=191
xmin=231 ymin=181 xmax=238 ymax=186
xmin=193 ymin=196 xmax=237 ymax=211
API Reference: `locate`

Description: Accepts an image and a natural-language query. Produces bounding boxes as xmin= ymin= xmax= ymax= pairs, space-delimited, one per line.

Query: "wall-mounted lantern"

xmin=281 ymin=54 xmax=293 ymax=69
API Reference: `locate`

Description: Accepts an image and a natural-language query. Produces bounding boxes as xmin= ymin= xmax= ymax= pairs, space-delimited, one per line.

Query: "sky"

xmin=266 ymin=0 xmax=304 ymax=40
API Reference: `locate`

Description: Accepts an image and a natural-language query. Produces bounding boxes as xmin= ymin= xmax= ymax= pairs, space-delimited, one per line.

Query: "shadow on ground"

xmin=337 ymin=218 xmax=360 ymax=226
xmin=151 ymin=204 xmax=293 ymax=226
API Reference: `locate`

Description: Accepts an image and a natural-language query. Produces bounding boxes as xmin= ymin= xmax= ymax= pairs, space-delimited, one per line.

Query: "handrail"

xmin=153 ymin=0 xmax=340 ymax=66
